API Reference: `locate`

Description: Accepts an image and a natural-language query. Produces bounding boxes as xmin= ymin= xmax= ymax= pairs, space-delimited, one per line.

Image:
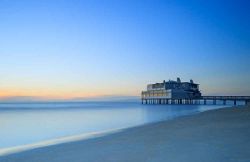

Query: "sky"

xmin=0 ymin=0 xmax=249 ymax=100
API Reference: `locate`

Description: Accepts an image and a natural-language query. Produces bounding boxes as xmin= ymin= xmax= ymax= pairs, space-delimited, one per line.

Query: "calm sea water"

xmin=0 ymin=101 xmax=233 ymax=150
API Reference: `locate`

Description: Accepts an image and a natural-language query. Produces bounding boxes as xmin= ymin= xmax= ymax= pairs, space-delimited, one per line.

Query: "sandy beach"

xmin=1 ymin=105 xmax=250 ymax=162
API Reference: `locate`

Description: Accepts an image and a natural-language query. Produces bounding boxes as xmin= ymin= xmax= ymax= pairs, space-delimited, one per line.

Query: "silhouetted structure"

xmin=141 ymin=78 xmax=250 ymax=105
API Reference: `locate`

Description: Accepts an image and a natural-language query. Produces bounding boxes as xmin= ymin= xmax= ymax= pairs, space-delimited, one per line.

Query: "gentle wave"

xmin=0 ymin=128 xmax=123 ymax=157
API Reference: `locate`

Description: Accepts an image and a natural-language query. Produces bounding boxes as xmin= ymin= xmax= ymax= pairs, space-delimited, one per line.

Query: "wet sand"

xmin=1 ymin=105 xmax=250 ymax=162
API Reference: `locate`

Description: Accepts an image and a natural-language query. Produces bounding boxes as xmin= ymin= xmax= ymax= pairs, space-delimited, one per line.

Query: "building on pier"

xmin=141 ymin=78 xmax=250 ymax=105
xmin=141 ymin=77 xmax=201 ymax=100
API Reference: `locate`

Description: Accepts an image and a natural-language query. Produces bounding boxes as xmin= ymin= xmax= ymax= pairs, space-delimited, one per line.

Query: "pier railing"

xmin=201 ymin=96 xmax=250 ymax=100
xmin=141 ymin=95 xmax=250 ymax=105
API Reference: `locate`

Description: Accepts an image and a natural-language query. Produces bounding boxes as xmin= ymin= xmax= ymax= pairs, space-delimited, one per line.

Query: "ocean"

xmin=0 ymin=101 xmax=232 ymax=152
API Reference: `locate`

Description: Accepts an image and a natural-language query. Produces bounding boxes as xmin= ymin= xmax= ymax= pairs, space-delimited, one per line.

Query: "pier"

xmin=141 ymin=96 xmax=250 ymax=105
xmin=141 ymin=78 xmax=250 ymax=106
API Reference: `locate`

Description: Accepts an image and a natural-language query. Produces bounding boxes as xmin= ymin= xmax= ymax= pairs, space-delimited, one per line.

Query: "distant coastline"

xmin=0 ymin=95 xmax=140 ymax=103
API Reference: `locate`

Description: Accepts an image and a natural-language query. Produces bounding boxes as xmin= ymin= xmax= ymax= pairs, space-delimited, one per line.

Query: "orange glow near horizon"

xmin=0 ymin=88 xmax=101 ymax=99
xmin=0 ymin=91 xmax=111 ymax=100
xmin=0 ymin=86 xmax=139 ymax=100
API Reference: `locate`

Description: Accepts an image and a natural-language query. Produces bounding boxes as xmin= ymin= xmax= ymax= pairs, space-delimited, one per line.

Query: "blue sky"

xmin=0 ymin=0 xmax=249 ymax=99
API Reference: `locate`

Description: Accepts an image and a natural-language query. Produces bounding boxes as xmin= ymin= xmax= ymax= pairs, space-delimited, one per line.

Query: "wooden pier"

xmin=141 ymin=96 xmax=250 ymax=106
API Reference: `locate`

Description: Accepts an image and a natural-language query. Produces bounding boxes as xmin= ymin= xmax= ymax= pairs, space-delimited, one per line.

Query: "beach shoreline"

xmin=1 ymin=105 xmax=250 ymax=162
xmin=0 ymin=104 xmax=224 ymax=156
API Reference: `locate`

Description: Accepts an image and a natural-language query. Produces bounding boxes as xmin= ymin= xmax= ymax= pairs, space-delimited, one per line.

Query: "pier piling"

xmin=142 ymin=96 xmax=250 ymax=106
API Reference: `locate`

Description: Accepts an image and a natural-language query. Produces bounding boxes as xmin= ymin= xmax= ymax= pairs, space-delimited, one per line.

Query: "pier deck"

xmin=141 ymin=96 xmax=250 ymax=105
